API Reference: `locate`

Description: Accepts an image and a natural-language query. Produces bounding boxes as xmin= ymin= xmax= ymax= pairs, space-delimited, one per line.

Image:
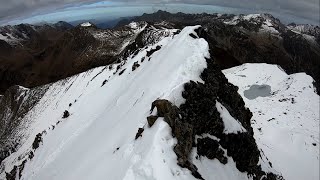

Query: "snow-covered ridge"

xmin=223 ymin=13 xmax=280 ymax=34
xmin=0 ymin=25 xmax=212 ymax=180
xmin=223 ymin=63 xmax=319 ymax=180
xmin=287 ymin=23 xmax=320 ymax=36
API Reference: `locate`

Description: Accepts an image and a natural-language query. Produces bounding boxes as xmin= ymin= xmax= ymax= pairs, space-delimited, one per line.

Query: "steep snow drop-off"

xmin=223 ymin=64 xmax=320 ymax=180
xmin=1 ymin=26 xmax=214 ymax=180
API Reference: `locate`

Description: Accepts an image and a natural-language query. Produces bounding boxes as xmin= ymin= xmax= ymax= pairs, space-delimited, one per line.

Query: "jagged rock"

xmin=132 ymin=61 xmax=140 ymax=71
xmin=189 ymin=33 xmax=198 ymax=38
xmin=147 ymin=115 xmax=158 ymax=127
xmin=119 ymin=69 xmax=126 ymax=76
xmin=62 ymin=110 xmax=70 ymax=118
xmin=32 ymin=133 xmax=42 ymax=150
xmin=146 ymin=45 xmax=161 ymax=57
xmin=28 ymin=151 xmax=34 ymax=159
xmin=150 ymin=99 xmax=178 ymax=117
xmin=0 ymin=85 xmax=47 ymax=166
xmin=101 ymin=80 xmax=108 ymax=87
xmin=5 ymin=158 xmax=27 ymax=180
xmin=197 ymin=137 xmax=227 ymax=164
xmin=5 ymin=165 xmax=17 ymax=180
xmin=150 ymin=99 xmax=202 ymax=179
xmin=135 ymin=128 xmax=144 ymax=140
xmin=219 ymin=133 xmax=259 ymax=172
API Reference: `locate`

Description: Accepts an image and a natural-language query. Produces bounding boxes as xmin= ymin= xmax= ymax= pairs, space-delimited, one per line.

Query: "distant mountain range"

xmin=0 ymin=10 xmax=319 ymax=95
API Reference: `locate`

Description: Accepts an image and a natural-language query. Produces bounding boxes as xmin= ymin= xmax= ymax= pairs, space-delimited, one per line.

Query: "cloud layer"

xmin=0 ymin=0 xmax=319 ymax=25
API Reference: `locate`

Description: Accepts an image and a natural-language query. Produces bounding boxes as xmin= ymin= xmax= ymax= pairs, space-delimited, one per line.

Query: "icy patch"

xmin=243 ymin=84 xmax=271 ymax=100
xmin=215 ymin=101 xmax=247 ymax=134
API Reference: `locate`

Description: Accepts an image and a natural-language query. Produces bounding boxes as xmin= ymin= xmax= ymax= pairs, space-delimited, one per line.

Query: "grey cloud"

xmin=0 ymin=0 xmax=97 ymax=21
xmin=0 ymin=0 xmax=319 ymax=25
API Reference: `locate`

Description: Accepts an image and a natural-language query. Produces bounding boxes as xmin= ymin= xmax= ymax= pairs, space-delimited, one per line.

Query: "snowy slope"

xmin=223 ymin=63 xmax=320 ymax=180
xmin=0 ymin=25 xmax=220 ymax=180
xmin=80 ymin=22 xmax=93 ymax=27
xmin=1 ymin=24 xmax=318 ymax=180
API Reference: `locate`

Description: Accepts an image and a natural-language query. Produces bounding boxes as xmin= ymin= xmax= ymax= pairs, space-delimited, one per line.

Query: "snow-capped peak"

xmin=128 ymin=21 xmax=139 ymax=29
xmin=80 ymin=22 xmax=93 ymax=27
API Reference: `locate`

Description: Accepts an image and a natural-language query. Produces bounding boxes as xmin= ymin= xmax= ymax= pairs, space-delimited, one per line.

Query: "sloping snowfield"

xmin=223 ymin=64 xmax=320 ymax=180
xmin=1 ymin=25 xmax=213 ymax=180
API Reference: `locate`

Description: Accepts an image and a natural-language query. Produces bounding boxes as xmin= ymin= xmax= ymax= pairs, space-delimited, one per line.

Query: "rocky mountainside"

xmin=128 ymin=11 xmax=320 ymax=94
xmin=0 ymin=21 xmax=175 ymax=94
xmin=1 ymin=11 xmax=319 ymax=95
xmin=0 ymin=21 xmax=73 ymax=45
xmin=0 ymin=11 xmax=319 ymax=180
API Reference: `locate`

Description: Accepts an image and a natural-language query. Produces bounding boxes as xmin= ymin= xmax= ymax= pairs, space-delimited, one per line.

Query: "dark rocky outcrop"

xmin=135 ymin=127 xmax=144 ymax=140
xmin=32 ymin=133 xmax=43 ymax=150
xmin=62 ymin=110 xmax=70 ymax=118
xmin=147 ymin=115 xmax=158 ymax=127
xmin=132 ymin=61 xmax=140 ymax=71
xmin=196 ymin=137 xmax=227 ymax=164
xmin=0 ymin=85 xmax=47 ymax=165
xmin=146 ymin=45 xmax=161 ymax=57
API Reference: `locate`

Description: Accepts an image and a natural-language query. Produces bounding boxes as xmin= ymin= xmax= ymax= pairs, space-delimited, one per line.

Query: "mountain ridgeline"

xmin=0 ymin=11 xmax=319 ymax=95
xmin=0 ymin=11 xmax=319 ymax=180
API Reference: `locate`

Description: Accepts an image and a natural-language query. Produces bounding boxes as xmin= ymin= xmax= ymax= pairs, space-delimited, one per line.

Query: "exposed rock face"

xmin=0 ymin=85 xmax=47 ymax=165
xmin=147 ymin=115 xmax=158 ymax=127
xmin=196 ymin=137 xmax=227 ymax=164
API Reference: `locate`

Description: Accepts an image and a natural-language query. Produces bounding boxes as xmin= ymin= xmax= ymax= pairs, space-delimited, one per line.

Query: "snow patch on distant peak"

xmin=80 ymin=22 xmax=92 ymax=27
xmin=128 ymin=22 xmax=139 ymax=29
xmin=127 ymin=21 xmax=148 ymax=34
xmin=215 ymin=100 xmax=247 ymax=134
xmin=243 ymin=14 xmax=261 ymax=20
xmin=0 ymin=33 xmax=19 ymax=44
xmin=224 ymin=14 xmax=261 ymax=25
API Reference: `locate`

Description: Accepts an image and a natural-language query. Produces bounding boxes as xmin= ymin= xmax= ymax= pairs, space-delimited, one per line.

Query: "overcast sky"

xmin=0 ymin=0 xmax=319 ymax=25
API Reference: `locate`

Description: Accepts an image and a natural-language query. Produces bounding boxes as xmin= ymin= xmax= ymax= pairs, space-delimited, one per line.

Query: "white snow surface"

xmin=215 ymin=101 xmax=247 ymax=134
xmin=223 ymin=63 xmax=320 ymax=180
xmin=80 ymin=22 xmax=92 ymax=27
xmin=0 ymin=33 xmax=18 ymax=44
xmin=1 ymin=25 xmax=247 ymax=180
